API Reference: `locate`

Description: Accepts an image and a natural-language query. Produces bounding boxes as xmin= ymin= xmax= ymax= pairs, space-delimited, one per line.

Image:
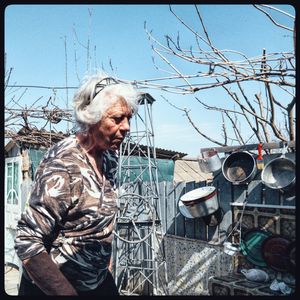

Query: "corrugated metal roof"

xmin=5 ymin=128 xmax=187 ymax=160
xmin=123 ymin=143 xmax=186 ymax=159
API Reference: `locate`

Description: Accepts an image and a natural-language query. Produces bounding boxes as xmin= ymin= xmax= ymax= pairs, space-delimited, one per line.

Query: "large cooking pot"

xmin=198 ymin=149 xmax=222 ymax=173
xmin=180 ymin=186 xmax=219 ymax=218
xmin=222 ymin=151 xmax=257 ymax=185
xmin=261 ymin=156 xmax=295 ymax=191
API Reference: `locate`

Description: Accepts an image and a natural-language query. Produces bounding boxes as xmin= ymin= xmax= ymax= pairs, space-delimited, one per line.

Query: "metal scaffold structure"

xmin=112 ymin=93 xmax=168 ymax=295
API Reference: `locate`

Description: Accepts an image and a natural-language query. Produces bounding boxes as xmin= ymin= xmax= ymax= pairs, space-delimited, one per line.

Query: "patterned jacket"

xmin=15 ymin=136 xmax=119 ymax=291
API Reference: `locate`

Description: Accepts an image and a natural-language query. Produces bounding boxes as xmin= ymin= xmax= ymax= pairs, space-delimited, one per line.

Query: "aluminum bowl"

xmin=261 ymin=157 xmax=295 ymax=191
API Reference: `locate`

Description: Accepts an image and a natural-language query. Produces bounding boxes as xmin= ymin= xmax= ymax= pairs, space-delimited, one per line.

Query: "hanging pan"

xmin=178 ymin=198 xmax=194 ymax=219
xmin=261 ymin=234 xmax=292 ymax=273
xmin=222 ymin=151 xmax=257 ymax=185
xmin=240 ymin=228 xmax=272 ymax=267
xmin=180 ymin=186 xmax=219 ymax=218
xmin=261 ymin=157 xmax=295 ymax=192
xmin=198 ymin=149 xmax=222 ymax=173
xmin=178 ymin=198 xmax=223 ymax=226
xmin=261 ymin=144 xmax=295 ymax=192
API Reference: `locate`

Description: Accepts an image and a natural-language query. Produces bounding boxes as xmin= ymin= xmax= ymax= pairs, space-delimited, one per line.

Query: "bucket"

xmin=180 ymin=186 xmax=219 ymax=218
xmin=198 ymin=149 xmax=222 ymax=173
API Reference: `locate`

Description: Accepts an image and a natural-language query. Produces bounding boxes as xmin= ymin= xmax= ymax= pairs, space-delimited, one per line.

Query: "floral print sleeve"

xmin=14 ymin=136 xmax=118 ymax=291
xmin=15 ymin=157 xmax=82 ymax=260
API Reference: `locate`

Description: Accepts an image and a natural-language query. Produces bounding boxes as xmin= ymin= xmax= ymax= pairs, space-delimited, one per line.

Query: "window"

xmin=5 ymin=158 xmax=21 ymax=205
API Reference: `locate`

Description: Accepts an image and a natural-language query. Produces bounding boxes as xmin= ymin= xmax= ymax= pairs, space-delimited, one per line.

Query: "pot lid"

xmin=240 ymin=228 xmax=272 ymax=267
xmin=261 ymin=235 xmax=292 ymax=272
xmin=180 ymin=186 xmax=216 ymax=202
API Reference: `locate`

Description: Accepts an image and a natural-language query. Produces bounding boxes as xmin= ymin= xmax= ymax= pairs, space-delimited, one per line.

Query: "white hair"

xmin=73 ymin=73 xmax=140 ymax=132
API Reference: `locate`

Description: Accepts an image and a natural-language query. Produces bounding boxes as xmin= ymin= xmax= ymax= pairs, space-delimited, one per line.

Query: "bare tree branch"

xmin=140 ymin=5 xmax=295 ymax=146
xmin=255 ymin=92 xmax=271 ymax=143
xmin=161 ymin=95 xmax=225 ymax=146
xmin=253 ymin=5 xmax=294 ymax=31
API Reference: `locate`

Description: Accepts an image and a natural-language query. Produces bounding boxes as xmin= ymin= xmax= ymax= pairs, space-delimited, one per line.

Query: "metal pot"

xmin=261 ymin=156 xmax=295 ymax=191
xmin=198 ymin=149 xmax=222 ymax=173
xmin=222 ymin=151 xmax=257 ymax=185
xmin=180 ymin=186 xmax=219 ymax=218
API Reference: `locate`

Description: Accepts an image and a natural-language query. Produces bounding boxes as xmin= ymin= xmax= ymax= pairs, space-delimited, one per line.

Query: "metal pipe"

xmin=201 ymin=141 xmax=296 ymax=154
xmin=230 ymin=202 xmax=295 ymax=209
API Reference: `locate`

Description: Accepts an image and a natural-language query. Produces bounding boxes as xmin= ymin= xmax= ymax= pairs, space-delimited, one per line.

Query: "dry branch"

xmin=140 ymin=4 xmax=295 ymax=146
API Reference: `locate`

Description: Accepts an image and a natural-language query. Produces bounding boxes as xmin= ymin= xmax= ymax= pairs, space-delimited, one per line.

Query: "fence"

xmin=158 ymin=152 xmax=295 ymax=243
xmin=113 ymin=152 xmax=295 ymax=294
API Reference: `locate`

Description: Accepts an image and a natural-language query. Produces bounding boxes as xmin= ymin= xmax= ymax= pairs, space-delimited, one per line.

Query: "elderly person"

xmin=14 ymin=74 xmax=140 ymax=295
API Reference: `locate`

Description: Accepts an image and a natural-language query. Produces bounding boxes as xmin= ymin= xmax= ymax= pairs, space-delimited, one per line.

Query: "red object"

xmin=183 ymin=190 xmax=217 ymax=206
xmin=257 ymin=143 xmax=263 ymax=160
xmin=257 ymin=143 xmax=264 ymax=170
xmin=261 ymin=235 xmax=291 ymax=272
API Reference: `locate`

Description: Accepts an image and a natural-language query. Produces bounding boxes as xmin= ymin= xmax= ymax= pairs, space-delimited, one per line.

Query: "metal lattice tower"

xmin=112 ymin=93 xmax=168 ymax=295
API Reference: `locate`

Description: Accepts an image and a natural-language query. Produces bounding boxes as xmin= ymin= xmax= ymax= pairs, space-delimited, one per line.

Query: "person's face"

xmin=91 ymin=98 xmax=133 ymax=151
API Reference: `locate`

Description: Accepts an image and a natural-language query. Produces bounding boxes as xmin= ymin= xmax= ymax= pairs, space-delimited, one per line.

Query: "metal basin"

xmin=261 ymin=157 xmax=295 ymax=191
xmin=222 ymin=151 xmax=257 ymax=185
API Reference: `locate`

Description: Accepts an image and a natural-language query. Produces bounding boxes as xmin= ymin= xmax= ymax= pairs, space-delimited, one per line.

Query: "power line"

xmin=6 ymin=85 xmax=78 ymax=90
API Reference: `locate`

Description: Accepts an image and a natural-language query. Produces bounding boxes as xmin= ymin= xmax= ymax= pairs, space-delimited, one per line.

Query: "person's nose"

xmin=120 ymin=117 xmax=130 ymax=132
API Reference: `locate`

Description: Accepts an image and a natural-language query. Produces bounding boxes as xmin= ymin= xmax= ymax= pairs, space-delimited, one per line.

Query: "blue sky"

xmin=5 ymin=4 xmax=295 ymax=157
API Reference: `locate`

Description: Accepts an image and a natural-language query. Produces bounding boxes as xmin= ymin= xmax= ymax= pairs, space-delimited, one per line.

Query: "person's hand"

xmin=23 ymin=252 xmax=78 ymax=295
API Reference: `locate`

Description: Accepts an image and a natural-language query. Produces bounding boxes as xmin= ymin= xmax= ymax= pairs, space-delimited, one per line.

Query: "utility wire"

xmin=6 ymin=85 xmax=78 ymax=90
